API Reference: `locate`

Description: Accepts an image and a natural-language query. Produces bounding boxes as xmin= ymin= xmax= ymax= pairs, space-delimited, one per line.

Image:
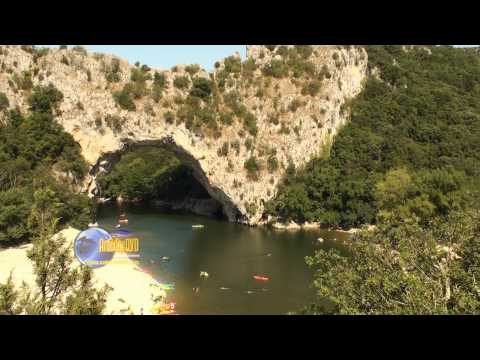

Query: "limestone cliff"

xmin=0 ymin=45 xmax=368 ymax=225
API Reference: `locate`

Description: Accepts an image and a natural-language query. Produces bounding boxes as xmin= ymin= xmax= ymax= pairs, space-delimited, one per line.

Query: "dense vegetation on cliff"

xmin=0 ymin=85 xmax=92 ymax=246
xmin=277 ymin=45 xmax=480 ymax=314
xmin=266 ymin=45 xmax=480 ymax=228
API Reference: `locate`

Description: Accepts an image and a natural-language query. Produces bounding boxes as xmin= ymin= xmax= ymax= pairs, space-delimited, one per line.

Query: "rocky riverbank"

xmin=270 ymin=220 xmax=376 ymax=234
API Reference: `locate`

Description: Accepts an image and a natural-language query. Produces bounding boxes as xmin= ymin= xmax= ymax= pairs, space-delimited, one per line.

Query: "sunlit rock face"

xmin=0 ymin=45 xmax=368 ymax=225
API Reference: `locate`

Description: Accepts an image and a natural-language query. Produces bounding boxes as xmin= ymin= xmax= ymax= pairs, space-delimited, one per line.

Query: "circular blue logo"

xmin=73 ymin=227 xmax=115 ymax=268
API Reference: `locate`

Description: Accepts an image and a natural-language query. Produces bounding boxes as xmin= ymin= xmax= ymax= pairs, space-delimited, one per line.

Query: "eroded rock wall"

xmin=0 ymin=45 xmax=368 ymax=225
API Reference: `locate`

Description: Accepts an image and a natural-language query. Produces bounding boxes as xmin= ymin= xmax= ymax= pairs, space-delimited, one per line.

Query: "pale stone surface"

xmin=0 ymin=45 xmax=368 ymax=225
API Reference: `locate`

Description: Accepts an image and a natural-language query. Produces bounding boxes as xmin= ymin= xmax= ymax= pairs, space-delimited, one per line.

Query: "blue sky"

xmin=39 ymin=45 xmax=476 ymax=71
xmin=41 ymin=45 xmax=247 ymax=71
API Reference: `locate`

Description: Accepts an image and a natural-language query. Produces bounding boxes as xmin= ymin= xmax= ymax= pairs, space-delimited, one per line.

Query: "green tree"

xmin=28 ymin=84 xmax=64 ymax=114
xmin=0 ymin=92 xmax=9 ymax=112
xmin=303 ymin=208 xmax=480 ymax=315
xmin=190 ymin=78 xmax=213 ymax=99
xmin=113 ymin=88 xmax=136 ymax=111
xmin=0 ymin=218 xmax=111 ymax=315
xmin=173 ymin=76 xmax=190 ymax=90
xmin=267 ymin=45 xmax=480 ymax=228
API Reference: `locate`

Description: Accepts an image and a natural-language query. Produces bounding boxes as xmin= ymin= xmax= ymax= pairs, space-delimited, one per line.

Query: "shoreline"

xmin=268 ymin=220 xmax=375 ymax=234
xmin=0 ymin=227 xmax=162 ymax=315
xmin=96 ymin=199 xmax=372 ymax=233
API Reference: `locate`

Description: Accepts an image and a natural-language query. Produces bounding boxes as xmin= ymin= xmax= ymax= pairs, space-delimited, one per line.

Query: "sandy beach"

xmin=0 ymin=227 xmax=160 ymax=315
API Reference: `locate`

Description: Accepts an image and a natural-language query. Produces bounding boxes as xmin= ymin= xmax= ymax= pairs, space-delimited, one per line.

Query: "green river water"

xmin=96 ymin=203 xmax=349 ymax=315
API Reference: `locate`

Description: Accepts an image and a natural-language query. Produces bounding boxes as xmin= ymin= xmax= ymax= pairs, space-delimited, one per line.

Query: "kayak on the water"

xmin=151 ymin=282 xmax=175 ymax=291
xmin=253 ymin=275 xmax=269 ymax=282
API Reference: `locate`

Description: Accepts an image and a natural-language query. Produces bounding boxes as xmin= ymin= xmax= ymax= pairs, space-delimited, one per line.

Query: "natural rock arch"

xmin=0 ymin=45 xmax=369 ymax=225
xmin=88 ymin=136 xmax=245 ymax=222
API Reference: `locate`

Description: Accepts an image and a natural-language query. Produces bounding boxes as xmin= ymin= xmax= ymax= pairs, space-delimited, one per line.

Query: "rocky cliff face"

xmin=0 ymin=45 xmax=368 ymax=225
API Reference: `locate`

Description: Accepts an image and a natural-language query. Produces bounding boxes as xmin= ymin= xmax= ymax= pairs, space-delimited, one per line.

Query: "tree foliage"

xmin=267 ymin=46 xmax=480 ymax=228
xmin=97 ymin=146 xmax=209 ymax=201
xmin=0 ymin=217 xmax=111 ymax=315
xmin=303 ymin=207 xmax=480 ymax=315
xmin=0 ymin=101 xmax=91 ymax=246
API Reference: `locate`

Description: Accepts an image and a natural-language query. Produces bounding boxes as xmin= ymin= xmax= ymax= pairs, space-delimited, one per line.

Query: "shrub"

xmin=28 ymin=84 xmax=64 ymax=114
xmin=276 ymin=46 xmax=289 ymax=57
xmin=190 ymin=77 xmax=213 ymax=99
xmin=242 ymin=58 xmax=257 ymax=77
xmin=59 ymin=45 xmax=68 ymax=50
xmin=12 ymin=71 xmax=33 ymax=91
xmin=302 ymin=80 xmax=322 ymax=96
xmin=244 ymin=156 xmax=261 ymax=180
xmin=0 ymin=92 xmax=9 ymax=112
xmin=223 ymin=91 xmax=246 ymax=117
xmin=61 ymin=55 xmax=70 ymax=66
xmin=153 ymin=72 xmax=167 ymax=88
xmin=164 ymin=111 xmax=175 ymax=124
xmin=245 ymin=138 xmax=253 ymax=151
xmin=185 ymin=64 xmax=200 ymax=76
xmin=288 ymin=58 xmax=316 ymax=78
xmin=319 ymin=65 xmax=331 ymax=80
xmin=151 ymin=72 xmax=167 ymax=103
xmin=295 ymin=45 xmax=314 ymax=59
xmin=105 ymin=115 xmax=124 ymax=133
xmin=245 ymin=202 xmax=257 ymax=215
xmin=224 ymin=56 xmax=242 ymax=74
xmin=95 ymin=117 xmax=103 ymax=128
xmin=244 ymin=112 xmax=258 ymax=136
xmin=220 ymin=112 xmax=234 ymax=126
xmin=289 ymin=98 xmax=303 ymax=112
xmin=130 ymin=67 xmax=151 ymax=83
xmin=104 ymin=58 xmax=121 ymax=83
xmin=173 ymin=76 xmax=190 ymax=90
xmin=255 ymin=88 xmax=264 ymax=98
xmin=173 ymin=95 xmax=184 ymax=105
xmin=279 ymin=122 xmax=290 ymax=134
xmin=112 ymin=88 xmax=136 ymax=111
xmin=126 ymin=81 xmax=147 ymax=99
xmin=263 ymin=59 xmax=288 ymax=78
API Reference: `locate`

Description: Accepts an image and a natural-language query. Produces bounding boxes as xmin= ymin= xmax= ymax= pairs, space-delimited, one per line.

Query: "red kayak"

xmin=253 ymin=275 xmax=269 ymax=282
